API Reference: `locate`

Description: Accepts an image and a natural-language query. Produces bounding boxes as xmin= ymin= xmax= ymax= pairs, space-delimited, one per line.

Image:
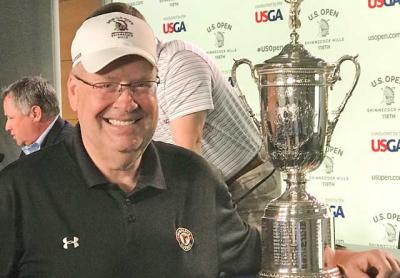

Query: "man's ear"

xmin=30 ymin=105 xmax=42 ymax=122
xmin=67 ymin=73 xmax=78 ymax=112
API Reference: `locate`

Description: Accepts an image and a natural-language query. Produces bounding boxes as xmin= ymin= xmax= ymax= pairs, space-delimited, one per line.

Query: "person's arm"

xmin=212 ymin=168 xmax=261 ymax=275
xmin=170 ymin=111 xmax=207 ymax=155
xmin=160 ymin=49 xmax=214 ymax=152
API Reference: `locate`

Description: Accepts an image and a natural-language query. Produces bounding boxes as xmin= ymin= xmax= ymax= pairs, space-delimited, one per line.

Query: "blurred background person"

xmin=2 ymin=76 xmax=74 ymax=158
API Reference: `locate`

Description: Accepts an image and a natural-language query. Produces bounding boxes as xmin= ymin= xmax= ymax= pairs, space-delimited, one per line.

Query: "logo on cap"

xmin=107 ymin=17 xmax=134 ymax=39
xmin=114 ymin=19 xmax=128 ymax=31
xmin=176 ymin=227 xmax=194 ymax=251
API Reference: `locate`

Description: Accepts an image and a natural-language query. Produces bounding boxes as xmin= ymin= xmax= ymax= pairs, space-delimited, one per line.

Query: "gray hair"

xmin=2 ymin=76 xmax=60 ymax=117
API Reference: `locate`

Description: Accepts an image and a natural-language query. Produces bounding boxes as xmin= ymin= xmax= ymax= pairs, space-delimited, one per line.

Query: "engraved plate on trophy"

xmin=231 ymin=0 xmax=360 ymax=277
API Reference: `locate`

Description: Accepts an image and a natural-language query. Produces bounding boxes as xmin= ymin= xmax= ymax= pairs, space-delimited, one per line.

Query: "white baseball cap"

xmin=71 ymin=12 xmax=156 ymax=73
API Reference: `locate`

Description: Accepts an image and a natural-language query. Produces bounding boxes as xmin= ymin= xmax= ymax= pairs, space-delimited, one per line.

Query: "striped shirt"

xmin=153 ymin=39 xmax=262 ymax=180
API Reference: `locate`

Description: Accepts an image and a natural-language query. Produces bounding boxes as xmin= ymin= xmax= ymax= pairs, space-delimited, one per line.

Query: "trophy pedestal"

xmin=257 ymin=173 xmax=344 ymax=278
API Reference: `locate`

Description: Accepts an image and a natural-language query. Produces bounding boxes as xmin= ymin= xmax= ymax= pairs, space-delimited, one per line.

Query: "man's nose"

xmin=114 ymin=89 xmax=139 ymax=112
xmin=4 ymin=121 xmax=11 ymax=132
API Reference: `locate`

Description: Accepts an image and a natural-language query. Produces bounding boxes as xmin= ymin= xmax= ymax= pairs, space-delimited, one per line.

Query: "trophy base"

xmin=258 ymin=267 xmax=343 ymax=278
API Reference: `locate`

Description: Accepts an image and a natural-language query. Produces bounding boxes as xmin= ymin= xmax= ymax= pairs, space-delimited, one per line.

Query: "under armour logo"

xmin=62 ymin=236 xmax=80 ymax=250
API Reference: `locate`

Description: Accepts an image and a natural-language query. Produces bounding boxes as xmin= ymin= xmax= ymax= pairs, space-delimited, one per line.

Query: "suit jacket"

xmin=19 ymin=116 xmax=75 ymax=158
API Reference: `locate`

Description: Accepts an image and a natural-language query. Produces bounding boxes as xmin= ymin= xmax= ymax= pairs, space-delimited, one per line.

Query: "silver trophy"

xmin=231 ymin=0 xmax=360 ymax=277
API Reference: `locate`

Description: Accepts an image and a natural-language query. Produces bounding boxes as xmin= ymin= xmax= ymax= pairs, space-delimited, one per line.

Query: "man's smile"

xmin=104 ymin=116 xmax=143 ymax=126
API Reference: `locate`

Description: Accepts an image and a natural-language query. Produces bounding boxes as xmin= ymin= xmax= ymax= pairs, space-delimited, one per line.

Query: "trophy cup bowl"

xmin=231 ymin=1 xmax=360 ymax=277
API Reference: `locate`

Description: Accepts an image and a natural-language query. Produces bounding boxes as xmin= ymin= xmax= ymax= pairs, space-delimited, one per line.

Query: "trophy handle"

xmin=326 ymin=54 xmax=361 ymax=146
xmin=231 ymin=58 xmax=261 ymax=131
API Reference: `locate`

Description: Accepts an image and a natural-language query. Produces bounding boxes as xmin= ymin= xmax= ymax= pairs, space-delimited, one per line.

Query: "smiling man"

xmin=0 ymin=11 xmax=260 ymax=277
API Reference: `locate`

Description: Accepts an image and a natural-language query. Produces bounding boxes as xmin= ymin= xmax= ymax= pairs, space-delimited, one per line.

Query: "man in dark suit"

xmin=2 ymin=76 xmax=74 ymax=157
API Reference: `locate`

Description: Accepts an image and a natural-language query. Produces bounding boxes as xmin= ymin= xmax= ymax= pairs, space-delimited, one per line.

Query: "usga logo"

xmin=163 ymin=21 xmax=186 ymax=34
xmin=368 ymin=0 xmax=400 ymax=8
xmin=330 ymin=205 xmax=345 ymax=218
xmin=371 ymin=139 xmax=400 ymax=152
xmin=254 ymin=9 xmax=283 ymax=23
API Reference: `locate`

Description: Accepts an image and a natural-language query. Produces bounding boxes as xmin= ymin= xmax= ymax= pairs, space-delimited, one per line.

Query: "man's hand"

xmin=328 ymin=248 xmax=400 ymax=278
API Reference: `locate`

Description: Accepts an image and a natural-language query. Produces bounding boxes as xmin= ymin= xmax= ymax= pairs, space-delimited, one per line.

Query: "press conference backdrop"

xmin=106 ymin=0 xmax=400 ymax=248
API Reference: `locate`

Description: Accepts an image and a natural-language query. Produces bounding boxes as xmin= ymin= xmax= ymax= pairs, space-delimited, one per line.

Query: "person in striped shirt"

xmin=153 ymin=38 xmax=282 ymax=230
